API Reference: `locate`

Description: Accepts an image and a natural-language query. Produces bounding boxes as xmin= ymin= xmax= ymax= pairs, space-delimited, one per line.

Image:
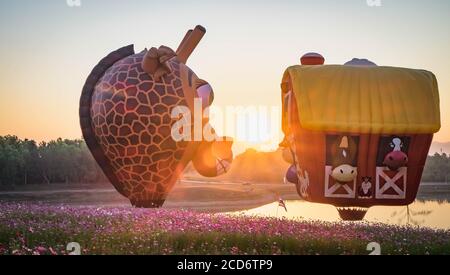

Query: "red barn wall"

xmin=289 ymin=93 xmax=433 ymax=208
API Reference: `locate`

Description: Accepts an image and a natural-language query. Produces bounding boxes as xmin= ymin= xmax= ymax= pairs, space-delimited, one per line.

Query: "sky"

xmin=0 ymin=0 xmax=449 ymax=152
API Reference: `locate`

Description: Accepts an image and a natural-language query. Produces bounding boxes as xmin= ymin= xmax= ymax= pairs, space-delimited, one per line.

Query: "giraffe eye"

xmin=196 ymin=80 xmax=214 ymax=108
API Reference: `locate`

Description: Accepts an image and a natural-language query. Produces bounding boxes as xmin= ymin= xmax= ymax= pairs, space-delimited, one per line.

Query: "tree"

xmin=422 ymin=153 xmax=450 ymax=182
xmin=0 ymin=136 xmax=106 ymax=186
xmin=0 ymin=135 xmax=448 ymax=186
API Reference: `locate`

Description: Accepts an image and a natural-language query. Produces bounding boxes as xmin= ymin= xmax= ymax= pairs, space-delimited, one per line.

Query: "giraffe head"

xmin=81 ymin=26 xmax=233 ymax=208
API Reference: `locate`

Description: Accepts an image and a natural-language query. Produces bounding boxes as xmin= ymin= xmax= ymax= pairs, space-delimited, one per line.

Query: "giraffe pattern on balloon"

xmin=90 ymin=52 xmax=189 ymax=206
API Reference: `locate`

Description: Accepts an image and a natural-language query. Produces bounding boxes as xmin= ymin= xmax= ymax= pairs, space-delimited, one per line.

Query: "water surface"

xmin=231 ymin=200 xmax=450 ymax=230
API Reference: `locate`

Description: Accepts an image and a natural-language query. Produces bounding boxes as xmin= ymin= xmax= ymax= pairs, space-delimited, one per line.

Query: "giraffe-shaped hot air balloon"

xmin=80 ymin=26 xmax=233 ymax=208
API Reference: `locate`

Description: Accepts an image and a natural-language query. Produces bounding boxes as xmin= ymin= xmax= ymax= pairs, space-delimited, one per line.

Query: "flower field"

xmin=0 ymin=203 xmax=449 ymax=255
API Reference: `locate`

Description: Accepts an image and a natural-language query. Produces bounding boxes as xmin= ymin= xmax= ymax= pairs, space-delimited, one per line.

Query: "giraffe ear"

xmin=141 ymin=46 xmax=176 ymax=80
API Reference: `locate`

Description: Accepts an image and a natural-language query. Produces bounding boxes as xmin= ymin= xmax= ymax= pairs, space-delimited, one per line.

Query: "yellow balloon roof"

xmin=282 ymin=65 xmax=441 ymax=134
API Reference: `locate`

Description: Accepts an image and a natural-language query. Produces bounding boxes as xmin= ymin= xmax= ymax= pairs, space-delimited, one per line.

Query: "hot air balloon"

xmin=80 ymin=25 xmax=233 ymax=208
xmin=281 ymin=53 xmax=441 ymax=221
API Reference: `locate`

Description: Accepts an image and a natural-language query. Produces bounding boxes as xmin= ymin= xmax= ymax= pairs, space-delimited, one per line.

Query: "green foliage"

xmin=0 ymin=135 xmax=106 ymax=186
xmin=422 ymin=153 xmax=450 ymax=182
xmin=0 ymin=135 xmax=449 ymax=185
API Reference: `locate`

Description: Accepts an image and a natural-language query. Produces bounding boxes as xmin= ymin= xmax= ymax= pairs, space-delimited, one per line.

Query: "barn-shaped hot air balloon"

xmin=80 ymin=26 xmax=233 ymax=208
xmin=281 ymin=53 xmax=441 ymax=221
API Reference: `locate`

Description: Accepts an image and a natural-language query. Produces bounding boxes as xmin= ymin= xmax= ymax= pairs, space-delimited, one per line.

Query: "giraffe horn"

xmin=176 ymin=25 xmax=206 ymax=64
xmin=176 ymin=29 xmax=193 ymax=54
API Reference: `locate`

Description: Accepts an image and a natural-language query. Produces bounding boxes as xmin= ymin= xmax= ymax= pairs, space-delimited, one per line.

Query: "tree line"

xmin=0 ymin=135 xmax=449 ymax=186
xmin=0 ymin=135 xmax=106 ymax=186
xmin=423 ymin=152 xmax=450 ymax=183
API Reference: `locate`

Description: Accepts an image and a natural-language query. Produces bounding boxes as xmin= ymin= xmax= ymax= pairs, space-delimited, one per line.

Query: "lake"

xmin=2 ymin=181 xmax=450 ymax=230
xmin=230 ymin=200 xmax=450 ymax=230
